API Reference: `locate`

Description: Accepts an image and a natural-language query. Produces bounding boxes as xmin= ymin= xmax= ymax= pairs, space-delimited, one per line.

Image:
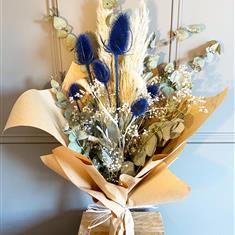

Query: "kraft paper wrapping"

xmin=4 ymin=62 xmax=228 ymax=234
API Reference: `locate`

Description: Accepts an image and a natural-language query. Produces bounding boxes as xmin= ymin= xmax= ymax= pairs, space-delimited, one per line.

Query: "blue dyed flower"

xmin=147 ymin=84 xmax=159 ymax=98
xmin=75 ymin=34 xmax=94 ymax=65
xmin=68 ymin=83 xmax=82 ymax=100
xmin=93 ymin=60 xmax=110 ymax=84
xmin=131 ymin=98 xmax=149 ymax=117
xmin=105 ymin=13 xmax=131 ymax=55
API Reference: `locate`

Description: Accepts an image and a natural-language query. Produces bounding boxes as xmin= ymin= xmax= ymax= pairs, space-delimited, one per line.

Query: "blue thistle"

xmin=75 ymin=34 xmax=94 ymax=65
xmin=107 ymin=13 xmax=131 ymax=56
xmin=93 ymin=59 xmax=111 ymax=106
xmin=68 ymin=83 xmax=80 ymax=100
xmin=75 ymin=34 xmax=94 ymax=84
xmin=93 ymin=60 xmax=110 ymax=84
xmin=76 ymin=34 xmax=94 ymax=65
xmin=68 ymin=83 xmax=83 ymax=112
xmin=147 ymin=84 xmax=159 ymax=98
xmin=101 ymin=13 xmax=131 ymax=123
xmin=131 ymin=98 xmax=149 ymax=117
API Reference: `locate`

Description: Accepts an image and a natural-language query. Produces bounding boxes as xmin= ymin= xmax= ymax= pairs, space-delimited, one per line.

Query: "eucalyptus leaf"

xmin=193 ymin=57 xmax=205 ymax=69
xmin=121 ymin=161 xmax=135 ymax=176
xmin=63 ymin=123 xmax=70 ymax=131
xmin=143 ymin=71 xmax=153 ymax=81
xmin=106 ymin=121 xmax=120 ymax=144
xmin=161 ymin=125 xmax=171 ymax=144
xmin=56 ymin=100 xmax=69 ymax=109
xmin=64 ymin=33 xmax=76 ymax=51
xmin=103 ymin=0 xmax=118 ymax=9
xmin=57 ymin=29 xmax=68 ymax=38
xmin=164 ymin=62 xmax=175 ymax=73
xmin=83 ymin=149 xmax=90 ymax=157
xmin=96 ymin=126 xmax=111 ymax=145
xmin=92 ymin=157 xmax=103 ymax=170
xmin=209 ymin=42 xmax=221 ymax=54
xmin=159 ymin=83 xmax=174 ymax=97
xmin=175 ymin=28 xmax=191 ymax=41
xmin=68 ymin=142 xmax=82 ymax=153
xmin=65 ymin=25 xmax=73 ymax=33
xmin=170 ymin=119 xmax=185 ymax=139
xmin=63 ymin=123 xmax=71 ymax=134
xmin=148 ymin=32 xmax=157 ymax=49
xmin=76 ymin=130 xmax=89 ymax=140
xmin=156 ymin=129 xmax=163 ymax=143
xmin=69 ymin=132 xmax=77 ymax=142
xmin=44 ymin=15 xmax=53 ymax=22
xmin=169 ymin=70 xmax=180 ymax=82
xmin=56 ymin=91 xmax=66 ymax=101
xmin=156 ymin=39 xmax=169 ymax=48
xmin=101 ymin=149 xmax=112 ymax=167
xmin=50 ymin=79 xmax=60 ymax=90
xmin=53 ymin=16 xmax=67 ymax=30
xmin=145 ymin=55 xmax=160 ymax=70
xmin=145 ymin=135 xmax=157 ymax=156
xmin=148 ymin=122 xmax=160 ymax=131
xmin=64 ymin=107 xmax=73 ymax=119
xmin=186 ymin=24 xmax=206 ymax=33
xmin=99 ymin=138 xmax=112 ymax=149
xmin=132 ymin=150 xmax=147 ymax=166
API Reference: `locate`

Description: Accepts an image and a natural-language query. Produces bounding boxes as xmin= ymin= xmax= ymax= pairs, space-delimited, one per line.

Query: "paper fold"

xmin=4 ymin=89 xmax=67 ymax=146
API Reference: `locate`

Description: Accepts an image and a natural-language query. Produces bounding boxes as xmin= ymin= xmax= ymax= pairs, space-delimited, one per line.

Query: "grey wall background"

xmin=0 ymin=0 xmax=234 ymax=235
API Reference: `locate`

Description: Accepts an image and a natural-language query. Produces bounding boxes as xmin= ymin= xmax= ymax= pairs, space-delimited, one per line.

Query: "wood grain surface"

xmin=78 ymin=212 xmax=165 ymax=235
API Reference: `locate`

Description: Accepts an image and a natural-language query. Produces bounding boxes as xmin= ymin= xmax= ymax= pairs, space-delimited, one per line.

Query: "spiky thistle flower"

xmin=75 ymin=34 xmax=94 ymax=84
xmin=131 ymin=98 xmax=148 ymax=117
xmin=76 ymin=34 xmax=94 ymax=64
xmin=93 ymin=59 xmax=110 ymax=84
xmin=107 ymin=13 xmax=131 ymax=56
xmin=147 ymin=84 xmax=159 ymax=98
xmin=93 ymin=59 xmax=111 ymax=106
xmin=68 ymin=83 xmax=84 ymax=112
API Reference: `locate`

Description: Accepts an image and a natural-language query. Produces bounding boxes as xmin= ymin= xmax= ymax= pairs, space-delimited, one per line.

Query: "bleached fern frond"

xmin=120 ymin=0 xmax=150 ymax=104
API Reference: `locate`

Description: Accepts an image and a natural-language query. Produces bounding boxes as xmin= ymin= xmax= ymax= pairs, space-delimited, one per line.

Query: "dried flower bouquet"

xmin=5 ymin=1 xmax=227 ymax=234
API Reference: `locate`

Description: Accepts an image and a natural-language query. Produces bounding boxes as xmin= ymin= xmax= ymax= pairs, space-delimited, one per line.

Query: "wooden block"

xmin=78 ymin=212 xmax=165 ymax=234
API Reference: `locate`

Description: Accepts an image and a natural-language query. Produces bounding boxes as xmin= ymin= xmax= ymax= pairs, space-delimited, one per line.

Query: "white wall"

xmin=1 ymin=0 xmax=234 ymax=235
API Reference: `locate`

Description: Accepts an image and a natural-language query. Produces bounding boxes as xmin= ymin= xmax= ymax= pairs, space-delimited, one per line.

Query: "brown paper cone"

xmin=4 ymin=62 xmax=228 ymax=235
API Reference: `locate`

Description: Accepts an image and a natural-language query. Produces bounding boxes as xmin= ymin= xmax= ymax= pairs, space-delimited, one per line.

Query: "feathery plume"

xmin=120 ymin=1 xmax=150 ymax=104
xmin=96 ymin=1 xmax=113 ymax=65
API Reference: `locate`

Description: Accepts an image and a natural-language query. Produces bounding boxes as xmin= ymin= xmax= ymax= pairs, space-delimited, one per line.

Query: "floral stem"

xmin=75 ymin=100 xmax=81 ymax=112
xmin=86 ymin=64 xmax=93 ymax=85
xmin=85 ymin=64 xmax=100 ymax=111
xmin=114 ymin=55 xmax=120 ymax=125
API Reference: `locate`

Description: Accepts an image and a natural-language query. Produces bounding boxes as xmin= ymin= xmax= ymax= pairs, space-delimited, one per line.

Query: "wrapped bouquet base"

xmin=4 ymin=61 xmax=227 ymax=234
xmin=78 ymin=211 xmax=165 ymax=234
